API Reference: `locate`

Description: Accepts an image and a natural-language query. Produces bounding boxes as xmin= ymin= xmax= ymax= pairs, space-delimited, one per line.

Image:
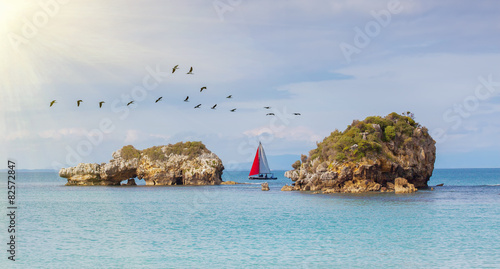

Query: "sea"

xmin=1 ymin=169 xmax=499 ymax=268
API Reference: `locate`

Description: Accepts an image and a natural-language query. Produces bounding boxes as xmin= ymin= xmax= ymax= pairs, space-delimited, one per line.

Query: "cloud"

xmin=37 ymin=128 xmax=90 ymax=140
xmin=0 ymin=130 xmax=32 ymax=141
xmin=149 ymin=133 xmax=171 ymax=141
xmin=124 ymin=130 xmax=139 ymax=144
xmin=1 ymin=1 xmax=499 ymax=169
xmin=244 ymin=125 xmax=322 ymax=143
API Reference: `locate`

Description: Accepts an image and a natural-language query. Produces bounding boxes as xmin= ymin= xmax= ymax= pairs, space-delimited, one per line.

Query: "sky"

xmin=0 ymin=0 xmax=499 ymax=170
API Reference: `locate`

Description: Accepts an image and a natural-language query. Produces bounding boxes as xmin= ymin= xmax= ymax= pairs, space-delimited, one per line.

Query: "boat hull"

xmin=249 ymin=176 xmax=277 ymax=180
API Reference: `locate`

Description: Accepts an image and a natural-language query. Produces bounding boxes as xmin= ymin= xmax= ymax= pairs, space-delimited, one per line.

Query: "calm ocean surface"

xmin=1 ymin=169 xmax=499 ymax=268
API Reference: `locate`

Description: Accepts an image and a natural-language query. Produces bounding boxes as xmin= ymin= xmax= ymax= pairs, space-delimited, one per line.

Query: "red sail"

xmin=249 ymin=147 xmax=260 ymax=176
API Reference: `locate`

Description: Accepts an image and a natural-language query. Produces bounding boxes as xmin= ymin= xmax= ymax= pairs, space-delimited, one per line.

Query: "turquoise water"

xmin=1 ymin=169 xmax=499 ymax=268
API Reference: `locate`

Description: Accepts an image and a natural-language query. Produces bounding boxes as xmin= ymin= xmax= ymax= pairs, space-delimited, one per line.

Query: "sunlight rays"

xmin=0 ymin=0 xmax=153 ymax=110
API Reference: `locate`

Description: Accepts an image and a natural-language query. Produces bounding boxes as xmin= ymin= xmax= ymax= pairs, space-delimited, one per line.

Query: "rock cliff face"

xmin=60 ymin=142 xmax=224 ymax=186
xmin=285 ymin=113 xmax=436 ymax=193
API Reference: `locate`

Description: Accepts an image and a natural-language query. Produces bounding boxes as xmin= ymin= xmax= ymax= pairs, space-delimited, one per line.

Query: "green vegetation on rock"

xmin=296 ymin=112 xmax=421 ymax=168
xmin=121 ymin=145 xmax=141 ymax=160
xmin=163 ymin=141 xmax=209 ymax=159
xmin=119 ymin=141 xmax=211 ymax=162
xmin=143 ymin=146 xmax=167 ymax=162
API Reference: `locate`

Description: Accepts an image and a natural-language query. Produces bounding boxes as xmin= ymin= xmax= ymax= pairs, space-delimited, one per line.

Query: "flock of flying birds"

xmin=49 ymin=65 xmax=302 ymax=116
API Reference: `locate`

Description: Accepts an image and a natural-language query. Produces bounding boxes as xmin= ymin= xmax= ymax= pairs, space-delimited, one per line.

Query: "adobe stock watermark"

xmin=7 ymin=0 xmax=70 ymax=51
xmin=213 ymin=0 xmax=243 ymax=22
xmin=50 ymin=64 xmax=170 ymax=169
xmin=339 ymin=0 xmax=403 ymax=64
xmin=225 ymin=106 xmax=296 ymax=171
xmin=432 ymin=74 xmax=500 ymax=143
xmin=182 ymin=105 xmax=298 ymax=224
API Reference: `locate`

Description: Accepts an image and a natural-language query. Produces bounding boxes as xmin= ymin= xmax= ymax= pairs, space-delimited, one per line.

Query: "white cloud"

xmin=244 ymin=125 xmax=322 ymax=143
xmin=149 ymin=133 xmax=171 ymax=141
xmin=0 ymin=130 xmax=32 ymax=141
xmin=38 ymin=128 xmax=88 ymax=140
xmin=124 ymin=130 xmax=139 ymax=144
xmin=1 ymin=1 xmax=499 ymax=169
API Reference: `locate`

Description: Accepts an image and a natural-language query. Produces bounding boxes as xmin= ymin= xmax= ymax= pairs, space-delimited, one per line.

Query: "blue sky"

xmin=0 ymin=0 xmax=499 ymax=170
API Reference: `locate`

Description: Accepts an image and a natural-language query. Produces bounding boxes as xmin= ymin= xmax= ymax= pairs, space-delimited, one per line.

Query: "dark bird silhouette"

xmin=155 ymin=97 xmax=163 ymax=103
xmin=211 ymin=104 xmax=217 ymax=109
xmin=194 ymin=104 xmax=201 ymax=109
xmin=184 ymin=96 xmax=189 ymax=102
xmin=172 ymin=65 xmax=179 ymax=73
xmin=293 ymin=113 xmax=301 ymax=116
xmin=264 ymin=107 xmax=271 ymax=109
xmin=49 ymin=100 xmax=56 ymax=107
xmin=230 ymin=108 xmax=237 ymax=112
xmin=127 ymin=101 xmax=134 ymax=106
xmin=77 ymin=100 xmax=83 ymax=107
xmin=266 ymin=113 xmax=275 ymax=116
xmin=226 ymin=95 xmax=232 ymax=99
xmin=99 ymin=101 xmax=105 ymax=108
xmin=200 ymin=87 xmax=207 ymax=92
xmin=187 ymin=67 xmax=194 ymax=75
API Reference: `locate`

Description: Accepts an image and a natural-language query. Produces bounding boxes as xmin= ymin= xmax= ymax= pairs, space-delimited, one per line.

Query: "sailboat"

xmin=249 ymin=142 xmax=277 ymax=180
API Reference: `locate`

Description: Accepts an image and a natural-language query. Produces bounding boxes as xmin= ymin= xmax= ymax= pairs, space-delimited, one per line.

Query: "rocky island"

xmin=284 ymin=112 xmax=436 ymax=193
xmin=59 ymin=141 xmax=224 ymax=186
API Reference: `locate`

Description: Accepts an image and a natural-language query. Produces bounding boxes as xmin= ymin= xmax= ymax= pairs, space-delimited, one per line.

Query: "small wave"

xmin=485 ymin=184 xmax=500 ymax=186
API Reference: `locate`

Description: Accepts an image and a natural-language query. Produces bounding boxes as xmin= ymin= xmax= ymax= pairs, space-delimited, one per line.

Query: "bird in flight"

xmin=49 ymin=100 xmax=56 ymax=107
xmin=77 ymin=100 xmax=83 ymax=107
xmin=266 ymin=113 xmax=275 ymax=116
xmin=226 ymin=95 xmax=232 ymax=99
xmin=194 ymin=104 xmax=201 ymax=109
xmin=172 ymin=65 xmax=179 ymax=73
xmin=187 ymin=67 xmax=194 ymax=74
xmin=184 ymin=96 xmax=189 ymax=102
xmin=264 ymin=107 xmax=271 ymax=109
xmin=293 ymin=113 xmax=301 ymax=116
xmin=211 ymin=104 xmax=217 ymax=109
xmin=127 ymin=101 xmax=134 ymax=106
xmin=200 ymin=87 xmax=207 ymax=92
xmin=99 ymin=101 xmax=105 ymax=108
xmin=155 ymin=97 xmax=163 ymax=103
xmin=230 ymin=108 xmax=237 ymax=112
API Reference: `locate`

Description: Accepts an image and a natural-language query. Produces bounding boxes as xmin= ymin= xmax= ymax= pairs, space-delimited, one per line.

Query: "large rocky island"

xmin=284 ymin=112 xmax=436 ymax=193
xmin=60 ymin=142 xmax=224 ymax=186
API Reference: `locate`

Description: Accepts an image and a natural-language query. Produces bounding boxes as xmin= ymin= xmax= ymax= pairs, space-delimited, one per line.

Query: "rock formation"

xmin=394 ymin=177 xmax=417 ymax=194
xmin=60 ymin=142 xmax=224 ymax=186
xmin=284 ymin=113 xmax=436 ymax=193
xmin=221 ymin=181 xmax=243 ymax=185
xmin=281 ymin=185 xmax=294 ymax=191
xmin=261 ymin=182 xmax=270 ymax=191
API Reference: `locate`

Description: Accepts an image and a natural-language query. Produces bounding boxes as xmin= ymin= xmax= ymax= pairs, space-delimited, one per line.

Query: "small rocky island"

xmin=284 ymin=112 xmax=436 ymax=193
xmin=59 ymin=142 xmax=224 ymax=186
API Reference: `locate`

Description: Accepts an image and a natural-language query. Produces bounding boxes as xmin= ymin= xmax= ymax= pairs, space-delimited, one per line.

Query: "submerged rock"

xmin=261 ymin=182 xmax=270 ymax=191
xmin=281 ymin=185 xmax=294 ymax=191
xmin=60 ymin=142 xmax=224 ymax=186
xmin=285 ymin=113 xmax=436 ymax=194
xmin=221 ymin=181 xmax=240 ymax=185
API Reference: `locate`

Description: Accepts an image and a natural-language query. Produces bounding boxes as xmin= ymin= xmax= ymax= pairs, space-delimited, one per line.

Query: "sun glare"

xmin=0 ymin=1 xmax=28 ymax=34
xmin=0 ymin=0 xmax=154 ymax=111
